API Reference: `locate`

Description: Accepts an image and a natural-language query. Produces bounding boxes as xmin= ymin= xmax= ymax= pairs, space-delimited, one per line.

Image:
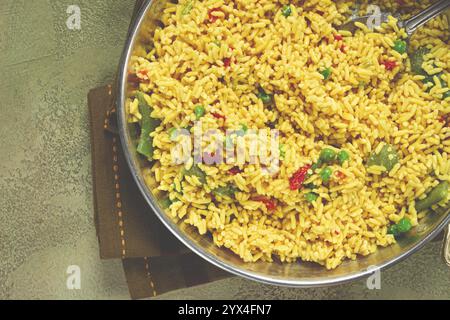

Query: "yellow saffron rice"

xmin=127 ymin=0 xmax=450 ymax=269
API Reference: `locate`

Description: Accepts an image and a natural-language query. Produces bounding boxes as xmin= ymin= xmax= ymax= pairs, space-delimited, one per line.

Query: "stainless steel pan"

xmin=117 ymin=0 xmax=450 ymax=286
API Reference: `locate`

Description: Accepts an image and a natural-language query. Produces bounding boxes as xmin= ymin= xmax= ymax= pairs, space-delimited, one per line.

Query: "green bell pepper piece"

xmin=136 ymin=92 xmax=160 ymax=160
xmin=183 ymin=164 xmax=207 ymax=184
xmin=213 ymin=184 xmax=237 ymax=198
xmin=367 ymin=144 xmax=399 ymax=172
xmin=416 ymin=181 xmax=449 ymax=212
xmin=410 ymin=47 xmax=430 ymax=76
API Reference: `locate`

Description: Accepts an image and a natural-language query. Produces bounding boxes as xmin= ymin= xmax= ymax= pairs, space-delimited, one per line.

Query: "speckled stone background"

xmin=0 ymin=0 xmax=449 ymax=300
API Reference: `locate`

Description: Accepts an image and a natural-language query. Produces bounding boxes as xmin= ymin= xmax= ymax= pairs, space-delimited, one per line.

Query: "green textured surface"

xmin=0 ymin=0 xmax=449 ymax=300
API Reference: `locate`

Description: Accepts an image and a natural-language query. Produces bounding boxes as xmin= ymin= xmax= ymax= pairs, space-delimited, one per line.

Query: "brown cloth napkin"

xmin=86 ymin=0 xmax=231 ymax=300
xmin=88 ymin=85 xmax=231 ymax=299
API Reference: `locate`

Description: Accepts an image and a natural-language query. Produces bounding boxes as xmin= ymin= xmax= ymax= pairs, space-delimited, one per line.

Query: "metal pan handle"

xmin=404 ymin=0 xmax=450 ymax=36
xmin=443 ymin=225 xmax=450 ymax=267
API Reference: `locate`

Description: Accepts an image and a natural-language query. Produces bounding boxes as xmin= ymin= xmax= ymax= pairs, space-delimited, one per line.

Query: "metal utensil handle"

xmin=443 ymin=225 xmax=450 ymax=267
xmin=126 ymin=0 xmax=148 ymax=38
xmin=404 ymin=0 xmax=450 ymax=35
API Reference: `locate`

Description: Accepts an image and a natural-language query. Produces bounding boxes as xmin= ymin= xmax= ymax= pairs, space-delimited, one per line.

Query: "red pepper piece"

xmin=334 ymin=34 xmax=343 ymax=41
xmin=211 ymin=112 xmax=226 ymax=121
xmin=336 ymin=171 xmax=346 ymax=180
xmin=228 ymin=167 xmax=243 ymax=175
xmin=208 ymin=8 xmax=223 ymax=23
xmin=253 ymin=196 xmax=277 ymax=212
xmin=289 ymin=164 xmax=312 ymax=191
xmin=223 ymin=57 xmax=232 ymax=68
xmin=137 ymin=69 xmax=148 ymax=78
xmin=380 ymin=60 xmax=397 ymax=71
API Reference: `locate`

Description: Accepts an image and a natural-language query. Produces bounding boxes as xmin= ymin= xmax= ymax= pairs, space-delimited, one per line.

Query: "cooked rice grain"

xmin=130 ymin=0 xmax=450 ymax=269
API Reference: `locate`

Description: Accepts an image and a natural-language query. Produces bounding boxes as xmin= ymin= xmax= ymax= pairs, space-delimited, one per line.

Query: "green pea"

xmin=305 ymin=192 xmax=319 ymax=203
xmin=397 ymin=217 xmax=412 ymax=233
xmin=337 ymin=150 xmax=350 ymax=165
xmin=393 ymin=39 xmax=407 ymax=54
xmin=281 ymin=5 xmax=292 ymax=17
xmin=320 ymin=67 xmax=332 ymax=80
xmin=319 ymin=148 xmax=337 ymax=163
xmin=320 ymin=167 xmax=332 ymax=182
xmin=387 ymin=224 xmax=400 ymax=237
xmin=194 ymin=105 xmax=206 ymax=119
